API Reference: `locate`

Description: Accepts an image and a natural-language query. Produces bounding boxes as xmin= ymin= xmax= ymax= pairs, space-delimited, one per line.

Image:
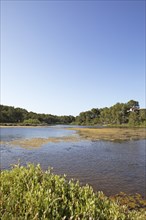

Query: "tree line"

xmin=74 ymin=100 xmax=146 ymax=126
xmin=0 ymin=105 xmax=75 ymax=125
xmin=0 ymin=100 xmax=146 ymax=126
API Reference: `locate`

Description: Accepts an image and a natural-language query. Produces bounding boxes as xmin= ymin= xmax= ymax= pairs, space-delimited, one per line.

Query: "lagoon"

xmin=0 ymin=126 xmax=145 ymax=197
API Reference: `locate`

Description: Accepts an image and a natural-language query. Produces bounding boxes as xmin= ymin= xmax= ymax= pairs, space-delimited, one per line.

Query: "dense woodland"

xmin=75 ymin=100 xmax=146 ymax=126
xmin=0 ymin=100 xmax=146 ymax=126
xmin=0 ymin=105 xmax=75 ymax=125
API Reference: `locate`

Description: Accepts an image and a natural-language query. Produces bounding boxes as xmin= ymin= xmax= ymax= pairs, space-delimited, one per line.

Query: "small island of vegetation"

xmin=70 ymin=127 xmax=146 ymax=142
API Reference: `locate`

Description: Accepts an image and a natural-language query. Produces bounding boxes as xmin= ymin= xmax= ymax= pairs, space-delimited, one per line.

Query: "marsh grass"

xmin=1 ymin=164 xmax=146 ymax=219
xmin=70 ymin=128 xmax=146 ymax=141
xmin=0 ymin=135 xmax=80 ymax=148
xmin=110 ymin=192 xmax=146 ymax=212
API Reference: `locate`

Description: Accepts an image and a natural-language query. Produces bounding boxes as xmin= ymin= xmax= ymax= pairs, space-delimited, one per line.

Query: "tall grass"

xmin=1 ymin=164 xmax=145 ymax=219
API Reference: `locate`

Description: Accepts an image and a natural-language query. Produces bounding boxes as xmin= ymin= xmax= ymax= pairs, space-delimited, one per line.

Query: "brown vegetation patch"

xmin=69 ymin=127 xmax=146 ymax=141
xmin=110 ymin=192 xmax=146 ymax=211
xmin=1 ymin=135 xmax=80 ymax=148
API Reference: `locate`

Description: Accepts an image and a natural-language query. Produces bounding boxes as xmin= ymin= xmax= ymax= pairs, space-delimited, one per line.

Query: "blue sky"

xmin=1 ymin=0 xmax=145 ymax=116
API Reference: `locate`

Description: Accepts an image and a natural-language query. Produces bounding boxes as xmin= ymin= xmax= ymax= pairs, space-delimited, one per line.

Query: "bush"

xmin=1 ymin=164 xmax=146 ymax=219
xmin=23 ymin=118 xmax=41 ymax=125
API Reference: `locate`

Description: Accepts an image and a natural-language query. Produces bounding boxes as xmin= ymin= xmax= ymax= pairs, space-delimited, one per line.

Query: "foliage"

xmin=0 ymin=100 xmax=146 ymax=127
xmin=128 ymin=112 xmax=140 ymax=126
xmin=0 ymin=105 xmax=75 ymax=125
xmin=0 ymin=105 xmax=28 ymax=123
xmin=110 ymin=192 xmax=146 ymax=212
xmin=74 ymin=100 xmax=146 ymax=127
xmin=1 ymin=164 xmax=146 ymax=220
xmin=23 ymin=118 xmax=41 ymax=125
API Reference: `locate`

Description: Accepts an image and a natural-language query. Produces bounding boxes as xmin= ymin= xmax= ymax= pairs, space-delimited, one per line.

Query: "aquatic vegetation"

xmin=1 ymin=164 xmax=146 ymax=219
xmin=70 ymin=127 xmax=146 ymax=141
xmin=110 ymin=192 xmax=146 ymax=212
xmin=0 ymin=135 xmax=80 ymax=148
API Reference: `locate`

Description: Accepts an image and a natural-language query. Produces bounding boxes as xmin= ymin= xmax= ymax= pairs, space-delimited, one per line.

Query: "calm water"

xmin=0 ymin=126 xmax=146 ymax=197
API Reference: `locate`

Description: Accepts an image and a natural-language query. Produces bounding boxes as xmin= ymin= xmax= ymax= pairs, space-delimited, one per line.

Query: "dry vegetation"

xmin=0 ymin=135 xmax=80 ymax=148
xmin=69 ymin=127 xmax=146 ymax=141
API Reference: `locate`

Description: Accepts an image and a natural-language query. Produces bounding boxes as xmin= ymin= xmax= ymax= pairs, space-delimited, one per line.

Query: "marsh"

xmin=1 ymin=126 xmax=145 ymax=197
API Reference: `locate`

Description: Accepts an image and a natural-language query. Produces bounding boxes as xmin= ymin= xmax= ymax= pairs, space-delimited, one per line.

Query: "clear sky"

xmin=1 ymin=0 xmax=145 ymax=116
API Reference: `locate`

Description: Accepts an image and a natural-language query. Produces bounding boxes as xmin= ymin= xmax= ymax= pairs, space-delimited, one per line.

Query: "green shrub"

xmin=23 ymin=118 xmax=41 ymax=125
xmin=1 ymin=164 xmax=146 ymax=219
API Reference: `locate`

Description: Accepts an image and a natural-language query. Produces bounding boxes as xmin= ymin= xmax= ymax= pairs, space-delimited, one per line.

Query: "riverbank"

xmin=0 ymin=125 xmax=48 ymax=128
xmin=1 ymin=122 xmax=146 ymax=128
xmin=0 ymin=123 xmax=71 ymax=128
xmin=0 ymin=123 xmax=50 ymax=127
xmin=69 ymin=127 xmax=146 ymax=141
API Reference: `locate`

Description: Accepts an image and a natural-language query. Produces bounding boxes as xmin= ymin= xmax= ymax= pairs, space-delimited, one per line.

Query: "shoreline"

xmin=0 ymin=125 xmax=49 ymax=128
xmin=0 ymin=124 xmax=71 ymax=128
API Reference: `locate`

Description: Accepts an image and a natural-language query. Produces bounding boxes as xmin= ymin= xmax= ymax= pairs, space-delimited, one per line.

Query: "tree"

xmin=23 ymin=118 xmax=41 ymax=125
xmin=99 ymin=108 xmax=111 ymax=124
xmin=128 ymin=112 xmax=140 ymax=126
xmin=139 ymin=109 xmax=146 ymax=126
xmin=126 ymin=100 xmax=140 ymax=111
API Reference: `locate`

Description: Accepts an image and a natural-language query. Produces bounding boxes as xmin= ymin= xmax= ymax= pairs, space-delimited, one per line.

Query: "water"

xmin=0 ymin=126 xmax=145 ymax=197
